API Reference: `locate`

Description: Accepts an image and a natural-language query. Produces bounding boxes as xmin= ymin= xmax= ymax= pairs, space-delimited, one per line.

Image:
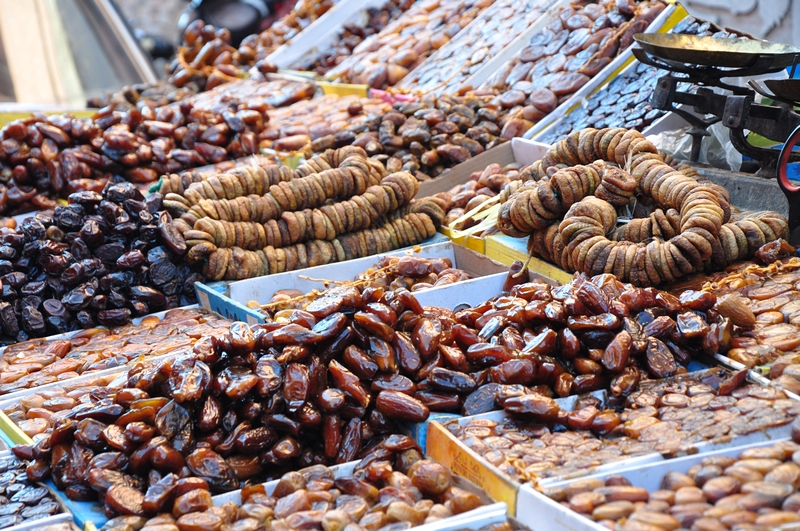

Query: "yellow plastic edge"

xmin=0 ymin=409 xmax=33 ymax=446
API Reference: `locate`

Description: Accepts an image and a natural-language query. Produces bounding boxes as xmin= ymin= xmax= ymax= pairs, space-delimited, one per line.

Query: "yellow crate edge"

xmin=0 ymin=409 xmax=33 ymax=446
xmin=427 ymin=421 xmax=520 ymax=516
xmin=485 ymin=236 xmax=572 ymax=284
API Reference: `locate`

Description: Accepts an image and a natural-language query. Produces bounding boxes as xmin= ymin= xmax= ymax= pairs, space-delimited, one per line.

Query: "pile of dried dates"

xmin=260 ymin=94 xmax=393 ymax=153
xmin=537 ymin=16 xmax=739 ymax=144
xmin=449 ymin=371 xmax=800 ymax=484
xmin=96 ymin=437 xmax=484 ymax=524
xmin=399 ymin=0 xmax=558 ymax=96
xmin=482 ymin=1 xmax=666 ymax=123
xmin=308 ymin=94 xmax=513 ymax=181
xmin=290 ymin=0 xmax=417 ymax=75
xmin=327 ymin=0 xmax=496 ymax=89
xmin=549 ymin=428 xmax=800 ymax=529
xmin=698 ymin=256 xmax=800 ymax=393
xmin=0 ymin=308 xmax=231 ymax=397
xmin=0 ymin=79 xmax=312 ymax=215
xmin=0 ymin=455 xmax=64 ymax=529
xmin=256 ymin=254 xmax=475 ymax=318
xmin=0 ymin=182 xmax=201 ymax=342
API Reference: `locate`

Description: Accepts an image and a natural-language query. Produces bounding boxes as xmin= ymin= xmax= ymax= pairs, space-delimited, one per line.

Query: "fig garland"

xmin=495 ymin=128 xmax=788 ymax=286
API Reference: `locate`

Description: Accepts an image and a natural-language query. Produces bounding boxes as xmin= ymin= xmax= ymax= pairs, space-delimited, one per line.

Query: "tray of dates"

xmin=274 ymin=0 xmax=414 ymax=71
xmin=427 ymin=367 xmax=800 ymax=517
xmin=528 ymin=14 xmax=741 ymax=143
xmin=0 ymin=307 xmax=232 ymax=398
xmin=530 ymin=431 xmax=800 ymax=531
xmin=195 ymin=242 xmax=514 ymax=324
xmin=0 ymin=451 xmax=73 ymax=531
xmin=691 ymin=255 xmax=800 ymax=397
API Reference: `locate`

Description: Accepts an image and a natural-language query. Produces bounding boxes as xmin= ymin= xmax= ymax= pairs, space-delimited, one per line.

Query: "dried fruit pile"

xmin=0 ymin=183 xmax=206 ymax=342
xmin=449 ymin=372 xmax=800 ymax=484
xmin=496 ymin=128 xmax=788 ymax=286
xmin=481 ymin=1 xmax=666 ymax=123
xmin=536 ymin=15 xmax=738 ymax=144
xmin=290 ymin=0 xmax=417 ymax=75
xmin=308 ymin=95 xmax=512 ymax=181
xmin=0 ymin=308 xmax=230 ymax=398
xmin=439 ymin=162 xmax=525 ymax=234
xmin=327 ymin=0 xmax=496 ymax=89
xmin=0 ymin=79 xmax=314 ymax=216
xmin=398 ymin=0 xmax=558 ymax=96
xmin=166 ymin=146 xmax=447 ymax=280
xmin=93 ymin=436 xmax=483 ymax=524
xmin=0 ymin=454 xmax=64 ymax=528
xmin=549 ymin=433 xmax=800 ymax=529
xmin=699 ymin=256 xmax=800 ymax=392
xmin=255 ymin=254 xmax=475 ymax=319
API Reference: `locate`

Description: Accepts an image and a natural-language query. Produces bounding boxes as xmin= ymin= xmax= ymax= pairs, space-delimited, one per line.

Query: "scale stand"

xmin=632 ymin=47 xmax=800 ymax=178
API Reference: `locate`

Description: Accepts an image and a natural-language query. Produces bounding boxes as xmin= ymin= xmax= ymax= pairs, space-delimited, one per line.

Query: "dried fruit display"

xmin=496 ymin=128 xmax=788 ymax=286
xmin=536 ymin=15 xmax=739 ymax=144
xmin=165 ymin=146 xmax=447 ymax=280
xmin=548 ymin=431 xmax=800 ymax=529
xmin=398 ymin=0 xmax=558 ymax=96
xmin=481 ymin=1 xmax=666 ymax=125
xmin=259 ymin=94 xmax=394 ymax=153
xmin=95 ymin=437 xmax=483 ymax=525
xmin=308 ymin=95 xmax=512 ymax=181
xmin=255 ymin=254 xmax=475 ymax=318
xmin=0 ymin=308 xmax=230 ymax=398
xmin=0 ymin=182 xmax=207 ymax=342
xmin=448 ymin=372 xmax=800 ymax=484
xmin=0 ymin=454 xmax=65 ymax=528
xmin=327 ymin=0 xmax=497 ymax=89
xmin=438 ymin=162 xmax=525 ymax=234
xmin=290 ymin=0 xmax=417 ymax=75
xmin=697 ymin=256 xmax=800 ymax=393
xmin=0 ymin=79 xmax=314 ymax=216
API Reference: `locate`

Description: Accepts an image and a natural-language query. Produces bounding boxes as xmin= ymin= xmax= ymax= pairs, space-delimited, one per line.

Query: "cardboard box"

xmin=420 ymin=138 xmax=550 ymax=257
xmin=195 ymin=240 xmax=522 ymax=324
xmin=515 ymin=437 xmax=789 ymax=531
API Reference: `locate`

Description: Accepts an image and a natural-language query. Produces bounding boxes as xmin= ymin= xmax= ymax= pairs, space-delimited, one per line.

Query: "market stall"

xmin=0 ymin=0 xmax=800 ymax=530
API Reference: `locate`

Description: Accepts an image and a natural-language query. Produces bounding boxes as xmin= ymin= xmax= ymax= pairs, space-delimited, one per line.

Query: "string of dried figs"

xmin=97 ymin=437 xmax=484 ymax=527
xmin=398 ymin=0 xmax=558 ymax=96
xmin=0 ymin=182 xmax=203 ymax=343
xmin=550 ymin=197 xmax=788 ymax=287
xmin=327 ymin=0 xmax=497 ymax=89
xmin=308 ymin=94 xmax=515 ymax=182
xmin=450 ymin=370 xmax=800 ymax=485
xmin=548 ymin=428 xmax=800 ymax=530
xmin=188 ymin=171 xmax=420 ymax=250
xmin=0 ymin=308 xmax=231 ymax=398
xmin=169 ymin=146 xmax=386 ymax=226
xmin=0 ymin=454 xmax=66 ymax=528
xmin=188 ymin=199 xmax=446 ymax=280
xmin=481 ymin=0 xmax=666 ymax=122
xmin=257 ymin=254 xmax=474 ymax=319
xmin=695 ymin=256 xmax=800 ymax=392
xmin=290 ymin=0 xmax=417 ymax=75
